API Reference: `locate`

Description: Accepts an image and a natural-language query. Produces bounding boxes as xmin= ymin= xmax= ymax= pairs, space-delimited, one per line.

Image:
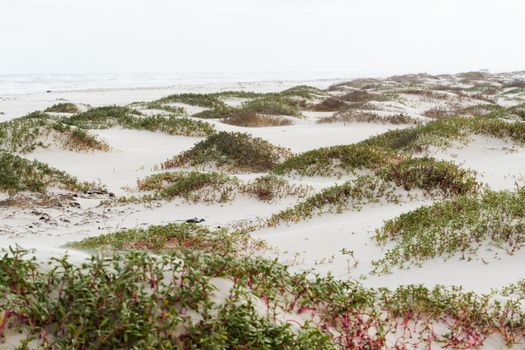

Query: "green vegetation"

xmin=162 ymin=132 xmax=291 ymax=172
xmin=309 ymin=97 xmax=349 ymax=111
xmin=268 ymin=157 xmax=480 ymax=227
xmin=223 ymin=110 xmax=292 ymax=127
xmin=192 ymin=105 xmax=236 ymax=119
xmin=373 ymin=188 xmax=525 ymax=273
xmin=124 ymin=171 xmax=238 ymax=204
xmin=66 ymin=223 xmax=247 ymax=255
xmin=318 ymin=111 xmax=419 ymax=125
xmin=157 ymin=93 xmax=227 ymax=109
xmin=62 ymin=105 xmax=215 ymax=136
xmin=377 ymin=157 xmax=480 ymax=197
xmin=0 ymin=117 xmax=109 ymax=153
xmin=240 ymin=174 xmax=310 ymax=201
xmin=0 ymin=151 xmax=95 ymax=195
xmin=138 ymin=101 xmax=186 ymax=115
xmin=266 ymin=176 xmax=399 ymax=227
xmin=362 ymin=116 xmax=525 ymax=152
xmin=273 ymin=144 xmax=400 ymax=176
xmin=5 ymin=232 xmax=525 ymax=348
xmin=44 ymin=102 xmax=80 ymax=114
xmin=159 ymin=86 xmax=325 ymax=119
xmin=111 ymin=172 xmax=310 ymax=205
xmin=240 ymin=96 xmax=304 ymax=117
xmin=340 ymin=90 xmax=388 ymax=102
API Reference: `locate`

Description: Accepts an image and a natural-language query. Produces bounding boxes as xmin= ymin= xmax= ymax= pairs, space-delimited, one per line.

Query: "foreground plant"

xmin=3 ymin=243 xmax=525 ymax=349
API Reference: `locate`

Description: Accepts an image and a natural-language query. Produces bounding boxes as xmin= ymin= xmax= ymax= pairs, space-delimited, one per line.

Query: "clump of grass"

xmin=266 ymin=176 xmax=399 ymax=227
xmin=422 ymin=106 xmax=456 ymax=119
xmin=139 ymin=101 xmax=187 ymax=115
xmin=66 ymin=222 xmax=243 ymax=254
xmin=162 ymin=132 xmax=291 ymax=172
xmin=318 ymin=110 xmax=419 ymax=125
xmin=373 ymin=188 xmax=525 ymax=273
xmin=273 ymin=144 xmax=401 ymax=177
xmin=128 ymin=115 xmax=215 ymax=136
xmin=362 ymin=116 xmax=525 ymax=152
xmin=240 ymin=96 xmax=304 ymax=117
xmin=223 ymin=110 xmax=292 ymax=127
xmin=240 ymin=174 xmax=310 ymax=201
xmin=162 ymin=86 xmax=323 ymax=119
xmin=309 ymin=97 xmax=349 ymax=112
xmin=63 ymin=105 xmax=214 ymax=136
xmin=157 ymin=93 xmax=226 ymax=109
xmin=0 ymin=151 xmax=96 ymax=195
xmin=131 ymin=171 xmax=237 ymax=203
xmin=192 ymin=105 xmax=237 ymax=119
xmin=279 ymin=85 xmax=328 ymax=99
xmin=376 ymin=157 xmax=480 ymax=197
xmin=340 ymin=90 xmax=389 ymax=103
xmin=0 ymin=117 xmax=109 ymax=153
xmin=111 ymin=172 xmax=310 ymax=205
xmin=44 ymin=102 xmax=80 ymax=114
xmin=63 ymin=105 xmax=142 ymax=129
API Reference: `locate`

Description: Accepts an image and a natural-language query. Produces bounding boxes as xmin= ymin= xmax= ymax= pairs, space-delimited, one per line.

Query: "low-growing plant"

xmin=44 ymin=102 xmax=80 ymax=114
xmin=112 ymin=172 xmax=311 ymax=205
xmin=318 ymin=110 xmax=419 ymax=125
xmin=223 ymin=110 xmax=292 ymax=127
xmin=125 ymin=171 xmax=237 ymax=204
xmin=0 ymin=151 xmax=98 ymax=195
xmin=240 ymin=96 xmax=304 ymax=117
xmin=309 ymin=97 xmax=349 ymax=112
xmin=191 ymin=105 xmax=237 ymax=119
xmin=373 ymin=187 xmax=525 ymax=273
xmin=266 ymin=176 xmax=399 ymax=227
xmin=0 ymin=117 xmax=109 ymax=153
xmin=273 ymin=144 xmax=401 ymax=177
xmin=362 ymin=116 xmax=525 ymax=152
xmin=157 ymin=93 xmax=227 ymax=109
xmin=162 ymin=132 xmax=291 ymax=172
xmin=340 ymin=90 xmax=389 ymax=103
xmin=62 ymin=105 xmax=214 ymax=136
xmin=376 ymin=157 xmax=480 ymax=197
xmin=240 ymin=174 xmax=311 ymax=201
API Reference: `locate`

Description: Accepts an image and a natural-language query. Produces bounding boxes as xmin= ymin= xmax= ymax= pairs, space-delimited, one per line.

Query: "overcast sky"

xmin=1 ymin=0 xmax=524 ymax=75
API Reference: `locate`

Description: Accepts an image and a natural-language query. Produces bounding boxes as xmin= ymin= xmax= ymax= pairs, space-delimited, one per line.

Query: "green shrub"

xmin=111 ymin=172 xmax=310 ymax=205
xmin=0 ymin=151 xmax=95 ymax=195
xmin=273 ymin=144 xmax=400 ymax=176
xmin=63 ymin=105 xmax=214 ymax=136
xmin=318 ymin=111 xmax=419 ymax=125
xmin=223 ymin=110 xmax=292 ymax=127
xmin=373 ymin=188 xmax=525 ymax=273
xmin=192 ymin=105 xmax=237 ymax=119
xmin=44 ymin=103 xmax=80 ymax=114
xmin=362 ymin=116 xmax=525 ymax=152
xmin=162 ymin=132 xmax=291 ymax=172
xmin=266 ymin=176 xmax=399 ymax=227
xmin=240 ymin=174 xmax=310 ymax=201
xmin=158 ymin=93 xmax=226 ymax=109
xmin=377 ymin=157 xmax=480 ymax=197
xmin=0 ymin=117 xmax=109 ymax=153
xmin=64 ymin=105 xmax=141 ymax=129
xmin=241 ymin=96 xmax=303 ymax=116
